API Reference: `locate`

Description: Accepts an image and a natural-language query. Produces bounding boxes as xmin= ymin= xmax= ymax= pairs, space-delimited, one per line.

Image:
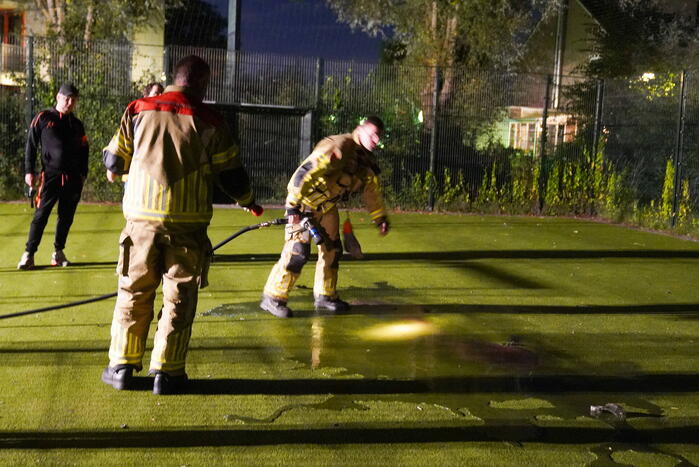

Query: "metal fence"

xmin=1 ymin=37 xmax=698 ymax=231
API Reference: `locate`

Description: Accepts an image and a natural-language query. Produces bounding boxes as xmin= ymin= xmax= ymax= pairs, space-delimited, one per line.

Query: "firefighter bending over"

xmin=261 ymin=116 xmax=389 ymax=318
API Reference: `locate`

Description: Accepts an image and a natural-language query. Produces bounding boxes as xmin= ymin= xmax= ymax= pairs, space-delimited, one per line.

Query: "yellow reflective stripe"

xmin=177 ymin=327 xmax=191 ymax=361
xmin=124 ymin=167 xmax=215 ymax=224
xmin=370 ymin=208 xmax=386 ymax=220
xmin=165 ymin=187 xmax=172 ymax=212
xmin=142 ymin=175 xmax=151 ymax=209
xmin=104 ymin=136 xmax=132 ymax=167
xmin=117 ymin=133 xmax=132 ymax=155
xmin=306 ymin=192 xmax=326 ymax=203
xmin=236 ymin=190 xmax=254 ymax=207
xmin=125 ymin=333 xmax=141 ymax=359
xmin=292 ymin=158 xmax=329 ymax=199
xmin=173 ymin=177 xmax=184 ymax=212
xmin=146 ymin=178 xmax=155 ymax=210
xmin=211 ymin=145 xmax=239 ymax=166
xmin=124 ymin=205 xmax=213 ymax=217
xmin=300 ymin=191 xmax=330 ymax=210
xmin=123 ymin=209 xmax=212 ymax=223
xmin=200 ymin=173 xmax=206 ymax=211
xmin=183 ymin=173 xmax=191 ymax=212
xmin=193 ymin=171 xmax=202 ymax=212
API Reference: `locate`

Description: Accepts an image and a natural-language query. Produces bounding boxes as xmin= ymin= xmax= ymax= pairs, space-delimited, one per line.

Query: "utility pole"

xmin=552 ymin=0 xmax=568 ymax=109
xmin=227 ymin=0 xmax=241 ymax=53
xmin=538 ymin=75 xmax=553 ymax=214
xmin=671 ymin=70 xmax=687 ymax=228
xmin=226 ymin=0 xmax=242 ymax=102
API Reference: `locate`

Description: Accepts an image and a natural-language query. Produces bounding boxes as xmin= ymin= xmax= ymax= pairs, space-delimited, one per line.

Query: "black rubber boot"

xmin=260 ymin=295 xmax=293 ymax=318
xmin=101 ymin=364 xmax=135 ymax=390
xmin=314 ymin=295 xmax=350 ymax=313
xmin=152 ymin=371 xmax=188 ymax=395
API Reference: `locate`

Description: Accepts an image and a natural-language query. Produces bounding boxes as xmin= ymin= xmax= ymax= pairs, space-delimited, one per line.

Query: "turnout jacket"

xmin=25 ymin=109 xmax=89 ymax=177
xmin=286 ymin=130 xmax=387 ymax=223
xmin=103 ymin=85 xmax=253 ymax=232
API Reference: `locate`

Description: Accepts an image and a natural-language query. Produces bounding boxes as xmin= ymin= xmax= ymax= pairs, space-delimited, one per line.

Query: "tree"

xmin=20 ymin=0 xmax=179 ymax=45
xmin=581 ymin=0 xmax=699 ymax=78
xmin=325 ymin=0 xmax=552 ymax=120
xmin=12 ymin=1 xmax=182 ymax=202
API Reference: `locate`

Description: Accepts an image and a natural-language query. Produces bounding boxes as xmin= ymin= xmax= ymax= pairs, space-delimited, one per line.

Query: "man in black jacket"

xmin=18 ymin=83 xmax=89 ymax=270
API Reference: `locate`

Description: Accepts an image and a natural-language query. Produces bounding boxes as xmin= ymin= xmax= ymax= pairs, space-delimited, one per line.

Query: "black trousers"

xmin=25 ymin=172 xmax=84 ymax=253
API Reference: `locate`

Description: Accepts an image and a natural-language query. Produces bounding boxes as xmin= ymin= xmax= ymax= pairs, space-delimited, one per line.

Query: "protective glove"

xmin=376 ymin=217 xmax=390 ymax=236
xmin=243 ymin=203 xmax=264 ymax=216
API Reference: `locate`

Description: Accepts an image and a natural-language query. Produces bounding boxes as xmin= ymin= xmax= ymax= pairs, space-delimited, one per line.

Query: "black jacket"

xmin=25 ymin=109 xmax=89 ymax=177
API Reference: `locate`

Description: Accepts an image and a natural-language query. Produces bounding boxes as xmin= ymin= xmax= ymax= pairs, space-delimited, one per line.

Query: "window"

xmin=509 ymin=119 xmax=577 ymax=152
xmin=0 ymin=10 xmax=24 ymax=73
xmin=0 ymin=10 xmax=23 ymax=44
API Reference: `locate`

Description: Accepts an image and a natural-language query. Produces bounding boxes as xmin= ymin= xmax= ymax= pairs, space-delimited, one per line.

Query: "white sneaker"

xmin=51 ymin=249 xmax=70 ymax=267
xmin=17 ymin=252 xmax=34 ymax=270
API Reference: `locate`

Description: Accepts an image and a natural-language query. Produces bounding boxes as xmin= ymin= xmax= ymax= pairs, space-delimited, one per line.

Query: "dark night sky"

xmin=202 ymin=0 xmax=383 ymax=62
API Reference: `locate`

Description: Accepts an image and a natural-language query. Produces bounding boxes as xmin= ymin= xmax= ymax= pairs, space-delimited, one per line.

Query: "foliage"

xmin=581 ymin=0 xmax=699 ymax=78
xmin=383 ymin=133 xmax=697 ymax=238
xmin=0 ymin=33 xmax=698 ymax=238
xmin=324 ymin=0 xmax=554 ymax=132
xmin=0 ymin=88 xmax=27 ymax=199
xmin=18 ymin=0 xmax=180 ymax=44
xmin=24 ymin=38 xmax=161 ymax=202
xmin=324 ymin=0 xmax=550 ymax=70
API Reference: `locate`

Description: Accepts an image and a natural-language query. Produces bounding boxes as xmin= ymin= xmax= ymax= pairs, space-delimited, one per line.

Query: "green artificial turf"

xmin=1 ymin=203 xmax=699 ymax=465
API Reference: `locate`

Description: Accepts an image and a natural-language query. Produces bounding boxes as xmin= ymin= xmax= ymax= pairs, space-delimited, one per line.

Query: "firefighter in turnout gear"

xmin=261 ymin=116 xmax=389 ymax=318
xmin=100 ymin=56 xmax=261 ymax=395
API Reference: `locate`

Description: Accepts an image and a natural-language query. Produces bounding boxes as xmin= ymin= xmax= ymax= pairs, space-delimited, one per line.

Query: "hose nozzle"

xmin=301 ymin=217 xmax=324 ymax=245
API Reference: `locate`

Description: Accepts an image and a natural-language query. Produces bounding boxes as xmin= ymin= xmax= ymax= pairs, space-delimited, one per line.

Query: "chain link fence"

xmin=1 ymin=37 xmax=698 ymax=233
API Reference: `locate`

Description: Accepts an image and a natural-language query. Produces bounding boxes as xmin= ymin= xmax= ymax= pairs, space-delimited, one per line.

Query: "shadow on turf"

xmin=102 ymin=373 xmax=699 ymax=397
xmin=3 ymin=423 xmax=699 ymax=448
xmin=208 ymin=302 xmax=699 ymax=318
xmin=212 ymin=249 xmax=699 ymax=263
xmin=178 ymin=373 xmax=699 ymax=395
xmin=0 ymin=261 xmax=117 ymax=272
xmin=342 ymin=303 xmax=699 ymax=315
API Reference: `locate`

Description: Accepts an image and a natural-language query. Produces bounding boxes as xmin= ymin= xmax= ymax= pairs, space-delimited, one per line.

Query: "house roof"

xmin=577 ymin=0 xmax=618 ymax=31
xmin=578 ymin=0 xmax=682 ymax=33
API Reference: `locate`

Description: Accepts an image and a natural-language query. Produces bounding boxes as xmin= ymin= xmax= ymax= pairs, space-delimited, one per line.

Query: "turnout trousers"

xmin=263 ymin=206 xmax=342 ymax=301
xmin=107 ymin=221 xmax=211 ymax=375
xmin=26 ymin=171 xmax=83 ymax=253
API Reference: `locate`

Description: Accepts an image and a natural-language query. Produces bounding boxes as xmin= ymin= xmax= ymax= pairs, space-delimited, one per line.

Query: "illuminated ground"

xmin=0 ymin=203 xmax=698 ymax=465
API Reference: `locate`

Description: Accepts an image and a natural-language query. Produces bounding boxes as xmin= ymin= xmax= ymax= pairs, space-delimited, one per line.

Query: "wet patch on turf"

xmin=489 ymin=398 xmax=556 ymax=410
xmin=588 ymin=443 xmax=694 ymax=467
xmin=224 ymin=396 xmax=369 ymax=424
xmin=225 ymin=397 xmax=481 ymax=425
xmin=201 ymin=302 xmax=270 ymax=319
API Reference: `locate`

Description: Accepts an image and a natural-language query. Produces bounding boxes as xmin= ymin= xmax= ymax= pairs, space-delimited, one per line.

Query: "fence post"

xmin=427 ymin=66 xmax=440 ymax=211
xmin=163 ymin=45 xmax=171 ymax=83
xmin=537 ymin=74 xmax=553 ymax=214
xmin=591 ymin=78 xmax=604 ymax=160
xmin=671 ymin=70 xmax=687 ymax=228
xmin=314 ymin=57 xmax=324 ymax=106
xmin=311 ymin=57 xmax=324 ymax=146
xmin=25 ymin=35 xmax=34 ymax=128
xmin=299 ymin=111 xmax=313 ymax=162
